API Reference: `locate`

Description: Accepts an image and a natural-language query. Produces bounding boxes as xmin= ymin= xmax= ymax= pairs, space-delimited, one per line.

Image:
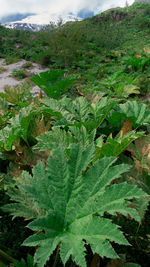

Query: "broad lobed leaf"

xmin=3 ymin=143 xmax=148 ymax=267
xmin=108 ymin=101 xmax=150 ymax=129
xmin=41 ymin=96 xmax=119 ymax=131
xmin=34 ymin=125 xmax=96 ymax=151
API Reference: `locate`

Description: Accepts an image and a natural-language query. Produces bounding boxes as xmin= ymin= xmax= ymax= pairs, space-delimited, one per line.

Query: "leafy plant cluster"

xmin=11 ymin=69 xmax=29 ymax=80
xmin=0 ymin=67 xmax=150 ymax=266
xmin=1 ymin=2 xmax=150 ymax=267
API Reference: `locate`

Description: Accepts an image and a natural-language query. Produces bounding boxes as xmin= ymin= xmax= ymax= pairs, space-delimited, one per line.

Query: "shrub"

xmin=11 ymin=70 xmax=28 ymax=80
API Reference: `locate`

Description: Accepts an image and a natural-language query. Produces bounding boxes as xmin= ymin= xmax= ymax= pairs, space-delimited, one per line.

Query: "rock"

xmin=94 ymin=8 xmax=128 ymax=23
xmin=0 ymin=59 xmax=49 ymax=97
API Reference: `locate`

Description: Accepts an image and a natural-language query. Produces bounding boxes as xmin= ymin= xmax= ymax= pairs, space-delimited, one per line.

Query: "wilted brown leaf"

xmin=128 ymin=135 xmax=150 ymax=174
xmin=30 ymin=114 xmax=50 ymax=138
xmin=4 ymin=147 xmax=50 ymax=170
xmin=144 ymin=47 xmax=150 ymax=54
xmin=120 ymin=119 xmax=132 ymax=137
xmin=8 ymin=162 xmax=22 ymax=178
xmin=76 ymin=87 xmax=85 ymax=96
xmin=134 ymin=54 xmax=142 ymax=58
xmin=104 ymin=58 xmax=110 ymax=62
xmin=38 ymin=90 xmax=43 ymax=99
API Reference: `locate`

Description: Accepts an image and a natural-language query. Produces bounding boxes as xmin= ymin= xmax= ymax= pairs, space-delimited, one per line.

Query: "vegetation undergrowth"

xmin=0 ymin=2 xmax=150 ymax=267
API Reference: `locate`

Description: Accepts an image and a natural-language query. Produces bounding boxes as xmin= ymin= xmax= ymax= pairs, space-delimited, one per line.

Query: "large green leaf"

xmin=42 ymin=96 xmax=119 ymax=131
xmin=95 ymin=130 xmax=144 ymax=158
xmin=34 ymin=125 xmax=96 ymax=151
xmin=31 ymin=70 xmax=76 ymax=98
xmin=107 ymin=101 xmax=150 ymax=129
xmin=4 ymin=144 xmax=148 ymax=267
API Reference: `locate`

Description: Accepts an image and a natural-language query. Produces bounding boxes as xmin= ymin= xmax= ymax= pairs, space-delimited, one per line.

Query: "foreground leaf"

xmin=4 ymin=144 xmax=148 ymax=267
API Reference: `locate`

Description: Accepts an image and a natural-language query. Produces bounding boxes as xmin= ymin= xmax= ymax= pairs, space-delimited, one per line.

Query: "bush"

xmin=44 ymin=23 xmax=84 ymax=67
xmin=11 ymin=69 xmax=28 ymax=80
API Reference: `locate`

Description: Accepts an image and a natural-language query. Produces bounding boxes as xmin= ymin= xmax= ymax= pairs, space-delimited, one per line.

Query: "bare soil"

xmin=0 ymin=59 xmax=49 ymax=96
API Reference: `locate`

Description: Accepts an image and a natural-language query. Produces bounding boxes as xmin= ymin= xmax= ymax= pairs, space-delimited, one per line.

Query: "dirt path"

xmin=0 ymin=59 xmax=49 ymax=96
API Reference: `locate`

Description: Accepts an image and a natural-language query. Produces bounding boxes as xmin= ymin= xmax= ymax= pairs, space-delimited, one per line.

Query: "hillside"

xmin=0 ymin=2 xmax=150 ymax=267
xmin=0 ymin=2 xmax=150 ymax=66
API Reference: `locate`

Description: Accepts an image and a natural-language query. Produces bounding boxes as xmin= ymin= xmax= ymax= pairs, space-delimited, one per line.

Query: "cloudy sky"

xmin=0 ymin=0 xmax=135 ymax=19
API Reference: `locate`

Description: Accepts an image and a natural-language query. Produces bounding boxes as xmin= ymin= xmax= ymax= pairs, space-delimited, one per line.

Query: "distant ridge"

xmin=3 ymin=22 xmax=42 ymax=31
xmin=1 ymin=12 xmax=83 ymax=31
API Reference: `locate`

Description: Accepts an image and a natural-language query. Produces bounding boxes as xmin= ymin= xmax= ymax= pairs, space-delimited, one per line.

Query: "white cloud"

xmin=0 ymin=0 xmax=135 ymax=19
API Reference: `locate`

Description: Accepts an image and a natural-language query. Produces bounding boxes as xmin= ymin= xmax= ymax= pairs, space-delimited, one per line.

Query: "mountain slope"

xmin=0 ymin=2 xmax=150 ymax=65
xmin=1 ymin=12 xmax=82 ymax=31
xmin=3 ymin=22 xmax=42 ymax=31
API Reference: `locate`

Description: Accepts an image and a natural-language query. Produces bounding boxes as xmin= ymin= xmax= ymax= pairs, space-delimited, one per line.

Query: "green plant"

xmin=34 ymin=120 xmax=144 ymax=159
xmin=0 ymin=97 xmax=11 ymax=127
xmin=3 ymin=144 xmax=147 ymax=267
xmin=100 ymin=72 xmax=140 ymax=98
xmin=0 ymin=250 xmax=34 ymax=267
xmin=0 ymin=105 xmax=35 ymax=151
xmin=14 ymin=254 xmax=34 ymax=267
xmin=34 ymin=125 xmax=96 ymax=151
xmin=0 ymin=105 xmax=42 ymax=152
xmin=107 ymin=101 xmax=150 ymax=129
xmin=31 ymin=70 xmax=76 ymax=98
xmin=22 ymin=62 xmax=33 ymax=69
xmin=41 ymin=96 xmax=119 ymax=131
xmin=0 ymin=249 xmax=15 ymax=265
xmin=95 ymin=130 xmax=144 ymax=159
xmin=0 ymin=83 xmax=32 ymax=107
xmin=0 ymin=100 xmax=61 ymax=154
xmin=5 ymin=56 xmax=20 ymax=65
xmin=11 ymin=69 xmax=28 ymax=80
xmin=124 ymin=56 xmax=149 ymax=72
xmin=1 ymin=3 xmax=150 ymax=266
xmin=46 ymin=22 xmax=84 ymax=66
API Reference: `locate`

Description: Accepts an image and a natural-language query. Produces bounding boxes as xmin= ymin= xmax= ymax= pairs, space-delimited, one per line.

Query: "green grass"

xmin=11 ymin=69 xmax=29 ymax=80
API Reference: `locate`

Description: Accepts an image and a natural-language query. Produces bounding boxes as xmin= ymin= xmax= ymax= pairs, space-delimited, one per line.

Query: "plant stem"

xmin=0 ymin=249 xmax=15 ymax=263
xmin=53 ymin=245 xmax=60 ymax=267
